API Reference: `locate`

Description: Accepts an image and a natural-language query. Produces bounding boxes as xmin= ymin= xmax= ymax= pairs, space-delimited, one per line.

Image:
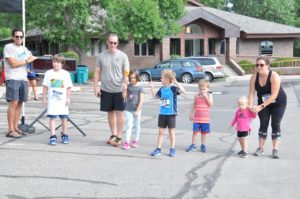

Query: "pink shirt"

xmin=231 ymin=108 xmax=256 ymax=132
xmin=193 ymin=95 xmax=211 ymax=123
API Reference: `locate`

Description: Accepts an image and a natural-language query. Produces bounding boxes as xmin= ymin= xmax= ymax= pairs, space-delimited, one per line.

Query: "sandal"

xmin=15 ymin=129 xmax=23 ymax=135
xmin=6 ymin=131 xmax=21 ymax=138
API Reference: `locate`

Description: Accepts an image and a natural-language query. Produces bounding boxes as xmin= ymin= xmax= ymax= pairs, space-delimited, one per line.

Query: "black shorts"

xmin=100 ymin=90 xmax=125 ymax=112
xmin=158 ymin=114 xmax=176 ymax=128
xmin=237 ymin=131 xmax=249 ymax=138
xmin=28 ymin=76 xmax=36 ymax=80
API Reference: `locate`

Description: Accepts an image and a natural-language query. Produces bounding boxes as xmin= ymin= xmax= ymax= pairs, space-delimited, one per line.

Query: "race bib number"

xmin=262 ymin=94 xmax=275 ymax=103
xmin=161 ymin=98 xmax=170 ymax=108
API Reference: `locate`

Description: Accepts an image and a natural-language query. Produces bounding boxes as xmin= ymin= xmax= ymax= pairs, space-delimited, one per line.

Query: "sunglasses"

xmin=15 ymin=35 xmax=23 ymax=39
xmin=256 ymin=63 xmax=265 ymax=68
xmin=109 ymin=41 xmax=118 ymax=45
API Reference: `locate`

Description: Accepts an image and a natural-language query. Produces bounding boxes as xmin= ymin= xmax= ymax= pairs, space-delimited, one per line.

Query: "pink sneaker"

xmin=122 ymin=142 xmax=130 ymax=150
xmin=131 ymin=140 xmax=139 ymax=148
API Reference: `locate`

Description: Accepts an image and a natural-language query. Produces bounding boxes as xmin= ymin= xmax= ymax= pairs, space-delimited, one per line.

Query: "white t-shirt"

xmin=43 ymin=69 xmax=73 ymax=115
xmin=3 ymin=43 xmax=31 ymax=81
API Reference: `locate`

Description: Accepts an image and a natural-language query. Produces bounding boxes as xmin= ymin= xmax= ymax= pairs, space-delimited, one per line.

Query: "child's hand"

xmin=189 ymin=114 xmax=193 ymax=121
xmin=149 ymin=81 xmax=154 ymax=89
xmin=172 ymin=77 xmax=178 ymax=84
xmin=42 ymin=99 xmax=47 ymax=107
xmin=134 ymin=111 xmax=139 ymax=117
xmin=66 ymin=99 xmax=70 ymax=106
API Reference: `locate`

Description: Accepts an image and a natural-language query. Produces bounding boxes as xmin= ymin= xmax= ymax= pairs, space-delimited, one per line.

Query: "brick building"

xmin=85 ymin=0 xmax=300 ymax=71
xmin=3 ymin=0 xmax=300 ymax=72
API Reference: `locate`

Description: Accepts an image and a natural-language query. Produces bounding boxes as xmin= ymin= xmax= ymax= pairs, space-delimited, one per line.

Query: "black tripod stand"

xmin=24 ymin=108 xmax=86 ymax=136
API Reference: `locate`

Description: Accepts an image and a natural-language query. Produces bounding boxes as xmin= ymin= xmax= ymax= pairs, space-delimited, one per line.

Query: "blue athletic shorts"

xmin=193 ymin=123 xmax=210 ymax=134
xmin=6 ymin=79 xmax=28 ymax=102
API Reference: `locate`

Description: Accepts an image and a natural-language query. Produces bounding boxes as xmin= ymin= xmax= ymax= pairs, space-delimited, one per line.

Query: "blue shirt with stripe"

xmin=156 ymin=85 xmax=180 ymax=115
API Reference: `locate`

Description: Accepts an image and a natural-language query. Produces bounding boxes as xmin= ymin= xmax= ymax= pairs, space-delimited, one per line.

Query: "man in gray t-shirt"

xmin=94 ymin=33 xmax=129 ymax=147
xmin=4 ymin=28 xmax=37 ymax=138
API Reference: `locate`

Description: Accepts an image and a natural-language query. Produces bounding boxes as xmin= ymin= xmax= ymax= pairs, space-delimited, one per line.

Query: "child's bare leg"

xmin=239 ymin=137 xmax=247 ymax=152
xmin=157 ymin=128 xmax=165 ymax=148
xmin=169 ymin=128 xmax=175 ymax=148
xmin=201 ymin=133 xmax=207 ymax=145
xmin=49 ymin=118 xmax=56 ymax=135
xmin=192 ymin=132 xmax=198 ymax=144
xmin=61 ymin=118 xmax=68 ymax=134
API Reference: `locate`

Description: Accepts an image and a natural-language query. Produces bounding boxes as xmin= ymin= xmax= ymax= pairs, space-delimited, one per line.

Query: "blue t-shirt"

xmin=27 ymin=63 xmax=36 ymax=78
xmin=156 ymin=85 xmax=180 ymax=115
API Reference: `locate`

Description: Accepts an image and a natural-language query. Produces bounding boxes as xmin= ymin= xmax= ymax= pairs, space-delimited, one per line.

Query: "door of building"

xmin=185 ymin=39 xmax=204 ymax=57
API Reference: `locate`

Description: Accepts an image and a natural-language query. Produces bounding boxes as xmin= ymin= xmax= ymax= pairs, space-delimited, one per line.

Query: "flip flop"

xmin=6 ymin=131 xmax=21 ymax=138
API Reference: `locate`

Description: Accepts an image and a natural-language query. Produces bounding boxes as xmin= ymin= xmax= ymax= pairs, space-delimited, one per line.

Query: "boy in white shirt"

xmin=42 ymin=54 xmax=73 ymax=145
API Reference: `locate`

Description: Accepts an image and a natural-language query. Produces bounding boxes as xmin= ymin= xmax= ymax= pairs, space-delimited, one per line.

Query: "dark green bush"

xmin=62 ymin=51 xmax=79 ymax=62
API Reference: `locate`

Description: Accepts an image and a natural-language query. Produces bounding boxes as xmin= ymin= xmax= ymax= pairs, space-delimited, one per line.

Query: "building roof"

xmin=184 ymin=6 xmax=300 ymax=38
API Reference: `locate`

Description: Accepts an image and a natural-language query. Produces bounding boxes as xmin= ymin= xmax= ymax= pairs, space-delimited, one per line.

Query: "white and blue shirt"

xmin=156 ymin=85 xmax=180 ymax=115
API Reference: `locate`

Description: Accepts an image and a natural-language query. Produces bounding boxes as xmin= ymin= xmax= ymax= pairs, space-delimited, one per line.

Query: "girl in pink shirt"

xmin=231 ymin=96 xmax=256 ymax=158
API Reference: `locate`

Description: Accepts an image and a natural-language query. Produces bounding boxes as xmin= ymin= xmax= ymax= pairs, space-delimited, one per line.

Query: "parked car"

xmin=184 ymin=56 xmax=225 ymax=82
xmin=138 ymin=59 xmax=205 ymax=84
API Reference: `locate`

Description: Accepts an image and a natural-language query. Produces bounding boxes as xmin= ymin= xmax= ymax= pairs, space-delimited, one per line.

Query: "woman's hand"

xmin=250 ymin=105 xmax=264 ymax=113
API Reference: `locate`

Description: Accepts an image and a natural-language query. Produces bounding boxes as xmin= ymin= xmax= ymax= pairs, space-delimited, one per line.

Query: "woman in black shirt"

xmin=248 ymin=57 xmax=287 ymax=159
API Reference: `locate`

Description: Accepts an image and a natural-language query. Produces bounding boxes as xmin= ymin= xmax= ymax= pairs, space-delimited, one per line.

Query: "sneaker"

xmin=237 ymin=150 xmax=244 ymax=156
xmin=169 ymin=148 xmax=176 ymax=157
xmin=254 ymin=148 xmax=264 ymax=156
xmin=150 ymin=148 xmax=161 ymax=157
xmin=111 ymin=137 xmax=122 ymax=147
xmin=61 ymin=134 xmax=69 ymax=144
xmin=131 ymin=140 xmax=139 ymax=148
xmin=200 ymin=144 xmax=207 ymax=153
xmin=239 ymin=151 xmax=248 ymax=158
xmin=186 ymin=144 xmax=196 ymax=152
xmin=122 ymin=141 xmax=130 ymax=150
xmin=106 ymin=135 xmax=117 ymax=145
xmin=272 ymin=149 xmax=279 ymax=159
xmin=49 ymin=135 xmax=57 ymax=145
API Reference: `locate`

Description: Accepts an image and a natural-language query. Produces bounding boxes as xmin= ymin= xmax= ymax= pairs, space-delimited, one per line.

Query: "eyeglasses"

xmin=109 ymin=41 xmax=118 ymax=45
xmin=15 ymin=36 xmax=23 ymax=39
xmin=256 ymin=63 xmax=265 ymax=68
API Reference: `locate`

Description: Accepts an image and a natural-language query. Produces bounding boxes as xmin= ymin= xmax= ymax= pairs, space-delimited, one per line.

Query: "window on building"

xmin=260 ymin=41 xmax=273 ymax=55
xmin=220 ymin=39 xmax=226 ymax=54
xmin=209 ymin=39 xmax=216 ymax=55
xmin=236 ymin=38 xmax=240 ymax=54
xmin=170 ymin=39 xmax=180 ymax=56
xmin=185 ymin=24 xmax=204 ymax=34
xmin=134 ymin=40 xmax=155 ymax=56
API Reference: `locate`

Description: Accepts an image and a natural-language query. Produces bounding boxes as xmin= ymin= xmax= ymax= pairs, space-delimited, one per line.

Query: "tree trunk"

xmin=78 ymin=51 xmax=87 ymax=65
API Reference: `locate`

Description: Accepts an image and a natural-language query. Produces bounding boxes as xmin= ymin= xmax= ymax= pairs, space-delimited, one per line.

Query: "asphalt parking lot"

xmin=0 ymin=77 xmax=300 ymax=199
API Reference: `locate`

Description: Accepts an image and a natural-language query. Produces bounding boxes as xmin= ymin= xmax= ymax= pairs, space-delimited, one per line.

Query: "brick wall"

xmin=238 ymin=39 xmax=294 ymax=58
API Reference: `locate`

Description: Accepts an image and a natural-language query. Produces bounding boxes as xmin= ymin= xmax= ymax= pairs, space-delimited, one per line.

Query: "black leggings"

xmin=258 ymin=103 xmax=286 ymax=140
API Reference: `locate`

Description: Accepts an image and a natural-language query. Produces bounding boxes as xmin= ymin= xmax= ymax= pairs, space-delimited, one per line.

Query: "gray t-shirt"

xmin=3 ymin=43 xmax=31 ymax=81
xmin=96 ymin=49 xmax=129 ymax=93
xmin=125 ymin=84 xmax=145 ymax=112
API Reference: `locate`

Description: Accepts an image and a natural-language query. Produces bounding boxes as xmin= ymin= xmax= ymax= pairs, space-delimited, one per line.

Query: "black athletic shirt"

xmin=255 ymin=71 xmax=287 ymax=105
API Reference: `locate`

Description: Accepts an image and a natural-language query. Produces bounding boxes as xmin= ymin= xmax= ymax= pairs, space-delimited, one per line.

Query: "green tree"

xmin=294 ymin=0 xmax=300 ymax=56
xmin=200 ymin=0 xmax=228 ymax=9
xmin=231 ymin=0 xmax=295 ymax=25
xmin=26 ymin=0 xmax=106 ymax=63
xmin=100 ymin=0 xmax=186 ymax=43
